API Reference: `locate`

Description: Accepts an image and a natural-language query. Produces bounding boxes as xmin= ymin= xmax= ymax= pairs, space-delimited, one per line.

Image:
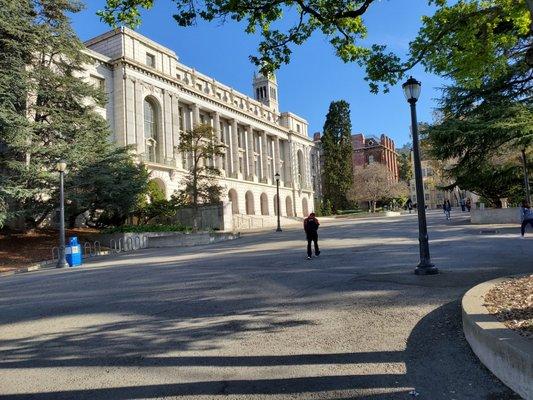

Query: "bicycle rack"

xmin=51 ymin=247 xmax=59 ymax=261
xmin=93 ymin=241 xmax=101 ymax=255
xmin=83 ymin=242 xmax=92 ymax=258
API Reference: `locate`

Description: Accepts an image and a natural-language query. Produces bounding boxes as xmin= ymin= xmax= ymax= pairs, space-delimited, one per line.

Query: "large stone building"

xmin=83 ymin=27 xmax=316 ymax=218
xmin=351 ymin=133 xmax=399 ymax=181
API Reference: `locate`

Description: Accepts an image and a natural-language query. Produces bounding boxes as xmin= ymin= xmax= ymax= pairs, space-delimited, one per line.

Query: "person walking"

xmin=466 ymin=198 xmax=471 ymax=212
xmin=460 ymin=198 xmax=466 ymax=212
xmin=444 ymin=200 xmax=452 ymax=220
xmin=520 ymin=201 xmax=533 ymax=237
xmin=304 ymin=212 xmax=320 ymax=259
xmin=406 ymin=198 xmax=413 ymax=214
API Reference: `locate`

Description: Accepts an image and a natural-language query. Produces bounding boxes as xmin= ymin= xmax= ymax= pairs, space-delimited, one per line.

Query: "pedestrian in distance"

xmin=406 ymin=198 xmax=413 ymax=214
xmin=444 ymin=200 xmax=452 ymax=220
xmin=520 ymin=200 xmax=533 ymax=238
xmin=460 ymin=198 xmax=466 ymax=212
xmin=466 ymin=198 xmax=472 ymax=212
xmin=303 ymin=212 xmax=320 ymax=260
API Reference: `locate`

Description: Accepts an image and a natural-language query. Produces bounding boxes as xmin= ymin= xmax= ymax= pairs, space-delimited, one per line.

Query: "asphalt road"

xmin=0 ymin=211 xmax=530 ymax=399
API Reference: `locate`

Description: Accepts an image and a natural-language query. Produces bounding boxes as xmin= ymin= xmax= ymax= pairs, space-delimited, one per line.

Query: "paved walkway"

xmin=0 ymin=211 xmax=530 ymax=399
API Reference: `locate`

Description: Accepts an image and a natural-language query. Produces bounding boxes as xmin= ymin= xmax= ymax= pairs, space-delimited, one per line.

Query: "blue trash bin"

xmin=65 ymin=236 xmax=82 ymax=267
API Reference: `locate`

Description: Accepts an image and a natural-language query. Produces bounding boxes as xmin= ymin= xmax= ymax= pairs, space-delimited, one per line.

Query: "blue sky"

xmin=71 ymin=1 xmax=447 ymax=148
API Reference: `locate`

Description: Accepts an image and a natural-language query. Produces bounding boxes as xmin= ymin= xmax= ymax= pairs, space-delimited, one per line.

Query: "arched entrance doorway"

xmin=285 ymin=196 xmax=294 ymax=217
xmin=260 ymin=193 xmax=269 ymax=215
xmin=245 ymin=191 xmax=255 ymax=215
xmin=302 ymin=197 xmax=309 ymax=217
xmin=228 ymin=189 xmax=239 ymax=214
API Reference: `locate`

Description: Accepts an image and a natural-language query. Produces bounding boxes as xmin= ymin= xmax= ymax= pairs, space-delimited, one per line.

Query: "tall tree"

xmin=176 ymin=123 xmax=224 ymax=230
xmin=397 ymin=144 xmax=413 ymax=183
xmin=0 ymin=0 xmax=147 ymax=230
xmin=321 ymin=100 xmax=353 ymax=212
xmin=99 ymin=0 xmax=531 ymax=93
xmin=426 ymin=80 xmax=533 ymax=206
xmin=0 ymin=0 xmax=35 ymax=227
xmin=348 ymin=163 xmax=409 ymax=212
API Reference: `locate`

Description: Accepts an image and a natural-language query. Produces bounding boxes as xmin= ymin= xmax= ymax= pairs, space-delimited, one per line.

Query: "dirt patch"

xmin=484 ymin=275 xmax=533 ymax=339
xmin=0 ymin=228 xmax=101 ymax=273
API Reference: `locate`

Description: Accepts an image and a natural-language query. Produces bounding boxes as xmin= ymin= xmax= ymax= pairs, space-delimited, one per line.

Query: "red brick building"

xmin=351 ymin=133 xmax=399 ymax=181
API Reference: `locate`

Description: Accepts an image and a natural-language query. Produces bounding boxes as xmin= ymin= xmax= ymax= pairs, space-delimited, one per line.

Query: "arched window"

xmin=260 ymin=193 xmax=269 ymax=216
xmin=302 ymin=198 xmax=309 ymax=217
xmin=285 ymin=196 xmax=293 ymax=217
xmin=228 ymin=189 xmax=239 ymax=214
xmin=144 ymin=98 xmax=159 ymax=162
xmin=245 ymin=191 xmax=255 ymax=215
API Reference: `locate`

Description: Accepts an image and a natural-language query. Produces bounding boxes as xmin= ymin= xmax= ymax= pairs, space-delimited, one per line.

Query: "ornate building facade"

xmin=83 ymin=27 xmax=315 ymax=218
xmin=351 ymin=133 xmax=399 ymax=181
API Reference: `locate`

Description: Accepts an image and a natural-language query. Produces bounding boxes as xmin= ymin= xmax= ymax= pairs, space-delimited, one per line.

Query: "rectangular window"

xmin=146 ymin=53 xmax=156 ymax=68
xmin=296 ymin=124 xmax=301 ymax=133
xmin=90 ymin=75 xmax=105 ymax=92
xmin=239 ymin=156 xmax=244 ymax=173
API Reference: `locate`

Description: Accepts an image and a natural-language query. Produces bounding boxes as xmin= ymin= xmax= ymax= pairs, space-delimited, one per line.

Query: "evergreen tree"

xmin=397 ymin=144 xmax=413 ymax=183
xmin=0 ymin=0 xmax=147 ymax=230
xmin=321 ymin=100 xmax=353 ymax=212
xmin=0 ymin=0 xmax=35 ymax=227
xmin=427 ymin=79 xmax=533 ymax=206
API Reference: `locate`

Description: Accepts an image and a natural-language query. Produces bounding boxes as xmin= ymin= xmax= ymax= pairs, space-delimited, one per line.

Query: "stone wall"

xmin=470 ymin=207 xmax=521 ymax=224
xmin=165 ymin=202 xmax=233 ymax=231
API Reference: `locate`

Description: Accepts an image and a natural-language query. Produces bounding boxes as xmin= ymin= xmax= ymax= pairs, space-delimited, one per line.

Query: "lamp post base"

xmin=414 ymin=263 xmax=439 ymax=275
xmin=56 ymin=261 xmax=69 ymax=268
xmin=276 ymin=227 xmax=282 ymax=232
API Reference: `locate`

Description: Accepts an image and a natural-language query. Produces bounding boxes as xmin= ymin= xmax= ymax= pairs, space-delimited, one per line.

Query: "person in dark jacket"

xmin=304 ymin=212 xmax=320 ymax=259
xmin=520 ymin=200 xmax=533 ymax=237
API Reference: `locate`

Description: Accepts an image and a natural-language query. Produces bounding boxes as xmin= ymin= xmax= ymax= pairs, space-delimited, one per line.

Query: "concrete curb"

xmin=0 ymin=250 xmax=114 ymax=278
xmin=462 ymin=277 xmax=533 ymax=400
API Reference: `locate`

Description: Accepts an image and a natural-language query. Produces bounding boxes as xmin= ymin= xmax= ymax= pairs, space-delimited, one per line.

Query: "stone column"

xmin=286 ymin=138 xmax=294 ymax=187
xmin=163 ymin=90 xmax=173 ymax=163
xmin=112 ymin=67 xmax=126 ymax=145
xmin=231 ymin=119 xmax=239 ymax=176
xmin=245 ymin=125 xmax=254 ymax=180
xmin=133 ymin=79 xmax=145 ymax=155
xmin=124 ymin=77 xmax=136 ymax=147
xmin=171 ymin=94 xmax=180 ymax=168
xmin=274 ymin=136 xmax=281 ymax=181
xmin=212 ymin=112 xmax=222 ymax=170
xmin=260 ymin=131 xmax=268 ymax=183
xmin=192 ymin=103 xmax=200 ymax=127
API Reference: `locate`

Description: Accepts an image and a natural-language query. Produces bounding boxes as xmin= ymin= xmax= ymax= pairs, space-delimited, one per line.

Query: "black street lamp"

xmin=402 ymin=77 xmax=438 ymax=275
xmin=275 ymin=172 xmax=282 ymax=232
xmin=56 ymin=160 xmax=69 ymax=268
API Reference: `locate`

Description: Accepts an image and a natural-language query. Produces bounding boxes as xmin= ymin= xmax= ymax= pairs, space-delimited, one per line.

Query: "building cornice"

xmin=111 ymin=56 xmax=313 ymax=143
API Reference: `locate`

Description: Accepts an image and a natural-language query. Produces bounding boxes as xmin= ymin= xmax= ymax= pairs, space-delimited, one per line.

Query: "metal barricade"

xmin=83 ymin=242 xmax=92 ymax=258
xmin=93 ymin=241 xmax=101 ymax=255
xmin=51 ymin=246 xmax=59 ymax=261
xmin=125 ymin=237 xmax=133 ymax=252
